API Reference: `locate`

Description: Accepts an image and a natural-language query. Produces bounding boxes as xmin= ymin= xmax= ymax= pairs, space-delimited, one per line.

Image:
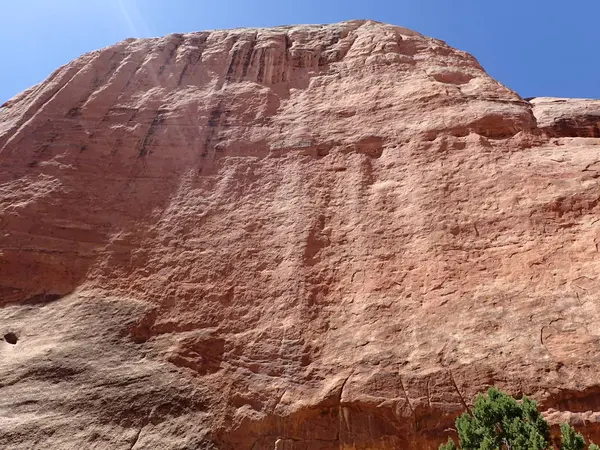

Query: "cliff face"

xmin=2 ymin=20 xmax=600 ymax=449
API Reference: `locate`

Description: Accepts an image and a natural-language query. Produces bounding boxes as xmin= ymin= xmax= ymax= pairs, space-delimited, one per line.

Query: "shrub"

xmin=440 ymin=387 xmax=598 ymax=450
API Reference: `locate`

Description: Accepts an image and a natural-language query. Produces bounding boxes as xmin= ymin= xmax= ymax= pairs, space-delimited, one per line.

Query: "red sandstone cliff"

xmin=2 ymin=20 xmax=600 ymax=449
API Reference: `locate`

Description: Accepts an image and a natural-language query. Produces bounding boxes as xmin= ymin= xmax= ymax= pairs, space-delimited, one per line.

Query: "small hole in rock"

xmin=4 ymin=333 xmax=18 ymax=345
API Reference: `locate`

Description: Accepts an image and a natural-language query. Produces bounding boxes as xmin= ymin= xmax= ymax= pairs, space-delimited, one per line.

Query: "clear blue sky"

xmin=2 ymin=0 xmax=599 ymax=104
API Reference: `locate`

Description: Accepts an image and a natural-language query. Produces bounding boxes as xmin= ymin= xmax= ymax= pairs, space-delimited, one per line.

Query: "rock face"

xmin=1 ymin=20 xmax=600 ymax=449
xmin=530 ymin=97 xmax=600 ymax=137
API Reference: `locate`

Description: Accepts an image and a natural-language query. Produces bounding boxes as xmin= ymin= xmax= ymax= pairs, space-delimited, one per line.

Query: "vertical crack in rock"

xmin=128 ymin=409 xmax=155 ymax=450
xmin=398 ymin=374 xmax=418 ymax=430
xmin=337 ymin=373 xmax=352 ymax=444
xmin=129 ymin=425 xmax=144 ymax=450
xmin=447 ymin=370 xmax=472 ymax=416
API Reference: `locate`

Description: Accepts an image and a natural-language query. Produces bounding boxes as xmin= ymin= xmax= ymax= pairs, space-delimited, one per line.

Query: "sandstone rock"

xmin=530 ymin=97 xmax=600 ymax=137
xmin=1 ymin=20 xmax=600 ymax=449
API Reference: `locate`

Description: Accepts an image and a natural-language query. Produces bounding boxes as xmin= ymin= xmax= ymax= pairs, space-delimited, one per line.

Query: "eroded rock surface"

xmin=1 ymin=20 xmax=600 ymax=449
xmin=530 ymin=97 xmax=600 ymax=137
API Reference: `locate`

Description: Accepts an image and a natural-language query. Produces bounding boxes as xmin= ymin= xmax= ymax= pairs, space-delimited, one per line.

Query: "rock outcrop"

xmin=2 ymin=20 xmax=600 ymax=449
xmin=530 ymin=97 xmax=600 ymax=137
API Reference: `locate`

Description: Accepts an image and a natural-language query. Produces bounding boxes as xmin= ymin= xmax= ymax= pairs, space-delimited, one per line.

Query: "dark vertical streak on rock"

xmin=158 ymin=37 xmax=183 ymax=76
xmin=177 ymin=62 xmax=190 ymax=86
xmin=123 ymin=52 xmax=149 ymax=91
xmin=0 ymin=63 xmax=91 ymax=152
xmin=178 ymin=35 xmax=208 ymax=86
xmin=214 ymin=35 xmax=239 ymax=91
xmin=191 ymin=36 xmax=208 ymax=65
xmin=202 ymin=102 xmax=224 ymax=158
xmin=225 ymin=48 xmax=240 ymax=82
xmin=241 ymin=33 xmax=258 ymax=80
xmin=257 ymin=48 xmax=267 ymax=84
xmin=97 ymin=53 xmax=149 ymax=126
xmin=66 ymin=51 xmax=122 ymax=118
xmin=207 ymin=107 xmax=222 ymax=128
xmin=282 ymin=34 xmax=292 ymax=83
xmin=138 ymin=112 xmax=164 ymax=157
xmin=91 ymin=52 xmax=121 ymax=87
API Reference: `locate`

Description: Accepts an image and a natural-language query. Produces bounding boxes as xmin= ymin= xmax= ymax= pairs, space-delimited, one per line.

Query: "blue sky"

xmin=2 ymin=0 xmax=599 ymax=103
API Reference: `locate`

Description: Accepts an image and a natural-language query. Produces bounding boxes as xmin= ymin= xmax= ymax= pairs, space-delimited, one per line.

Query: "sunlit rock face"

xmin=2 ymin=20 xmax=600 ymax=449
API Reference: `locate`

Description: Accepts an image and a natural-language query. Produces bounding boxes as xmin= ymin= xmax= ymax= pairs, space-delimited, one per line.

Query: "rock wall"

xmin=2 ymin=20 xmax=600 ymax=449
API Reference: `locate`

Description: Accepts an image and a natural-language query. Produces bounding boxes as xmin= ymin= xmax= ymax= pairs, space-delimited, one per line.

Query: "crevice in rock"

xmin=128 ymin=413 xmax=152 ymax=450
xmin=447 ymin=369 xmax=472 ymax=416
xmin=3 ymin=332 xmax=18 ymax=345
xmin=399 ymin=373 xmax=418 ymax=430
xmin=1 ymin=290 xmax=66 ymax=308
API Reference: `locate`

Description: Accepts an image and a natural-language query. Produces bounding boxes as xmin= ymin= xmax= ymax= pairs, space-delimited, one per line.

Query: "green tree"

xmin=561 ymin=423 xmax=586 ymax=450
xmin=440 ymin=387 xmax=598 ymax=450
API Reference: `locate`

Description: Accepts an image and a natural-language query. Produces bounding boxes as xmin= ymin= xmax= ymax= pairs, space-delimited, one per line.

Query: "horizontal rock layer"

xmin=530 ymin=97 xmax=600 ymax=137
xmin=2 ymin=20 xmax=600 ymax=449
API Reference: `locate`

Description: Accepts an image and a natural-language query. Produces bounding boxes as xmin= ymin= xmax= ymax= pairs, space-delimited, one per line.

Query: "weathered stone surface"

xmin=530 ymin=97 xmax=600 ymax=137
xmin=1 ymin=20 xmax=600 ymax=449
